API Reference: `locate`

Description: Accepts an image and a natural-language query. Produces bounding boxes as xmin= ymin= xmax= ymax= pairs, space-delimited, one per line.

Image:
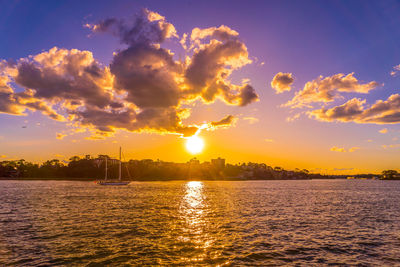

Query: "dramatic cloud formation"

xmin=271 ymin=72 xmax=294 ymax=94
xmin=0 ymin=9 xmax=258 ymax=138
xmin=330 ymin=146 xmax=360 ymax=153
xmin=309 ymin=94 xmax=400 ymax=124
xmin=285 ymin=73 xmax=380 ymax=108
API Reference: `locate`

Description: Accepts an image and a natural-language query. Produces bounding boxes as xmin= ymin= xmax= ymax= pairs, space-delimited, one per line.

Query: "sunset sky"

xmin=1 ymin=0 xmax=400 ymax=174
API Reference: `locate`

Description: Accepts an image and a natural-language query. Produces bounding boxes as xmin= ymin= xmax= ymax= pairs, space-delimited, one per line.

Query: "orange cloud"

xmin=285 ymin=73 xmax=381 ymax=108
xmin=330 ymin=146 xmax=360 ymax=153
xmin=390 ymin=64 xmax=400 ymax=76
xmin=379 ymin=128 xmax=388 ymax=134
xmin=382 ymin=144 xmax=400 ymax=149
xmin=0 ymin=9 xmax=259 ymax=138
xmin=56 ymin=133 xmax=67 ymax=140
xmin=330 ymin=146 xmax=346 ymax=152
xmin=207 ymin=115 xmax=237 ymax=131
xmin=348 ymin=147 xmax=360 ymax=152
xmin=309 ymin=94 xmax=400 ymax=124
xmin=271 ymin=72 xmax=294 ymax=94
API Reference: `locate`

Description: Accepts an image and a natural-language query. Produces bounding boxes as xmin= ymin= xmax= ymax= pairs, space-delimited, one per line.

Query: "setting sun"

xmin=185 ymin=136 xmax=205 ymax=154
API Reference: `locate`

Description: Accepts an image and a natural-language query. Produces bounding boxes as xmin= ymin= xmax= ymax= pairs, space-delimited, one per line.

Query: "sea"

xmin=1 ymin=180 xmax=400 ymax=266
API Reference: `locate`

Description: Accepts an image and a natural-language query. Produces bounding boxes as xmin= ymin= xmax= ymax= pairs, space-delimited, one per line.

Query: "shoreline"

xmin=1 ymin=177 xmax=385 ymax=181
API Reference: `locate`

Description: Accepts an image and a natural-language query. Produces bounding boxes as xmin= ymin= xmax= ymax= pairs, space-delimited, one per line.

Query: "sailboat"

xmin=97 ymin=147 xmax=131 ymax=186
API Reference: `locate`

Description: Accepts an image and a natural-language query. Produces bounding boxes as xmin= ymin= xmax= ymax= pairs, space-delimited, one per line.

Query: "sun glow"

xmin=185 ymin=136 xmax=205 ymax=154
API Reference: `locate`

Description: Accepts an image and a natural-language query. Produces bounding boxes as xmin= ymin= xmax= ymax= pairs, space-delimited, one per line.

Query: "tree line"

xmin=0 ymin=156 xmax=396 ymax=180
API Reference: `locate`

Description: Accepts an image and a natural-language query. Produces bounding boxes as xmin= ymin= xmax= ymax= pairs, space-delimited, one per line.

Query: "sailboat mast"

xmin=105 ymin=157 xmax=108 ymax=181
xmin=119 ymin=146 xmax=122 ymax=181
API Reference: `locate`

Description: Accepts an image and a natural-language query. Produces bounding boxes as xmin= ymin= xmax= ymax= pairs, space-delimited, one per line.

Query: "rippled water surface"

xmin=1 ymin=180 xmax=400 ymax=266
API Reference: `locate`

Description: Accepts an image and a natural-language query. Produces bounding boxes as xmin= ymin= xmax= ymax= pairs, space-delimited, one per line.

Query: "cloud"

xmin=284 ymin=73 xmax=381 ymax=108
xmin=0 ymin=9 xmax=258 ymax=138
xmin=308 ymin=94 xmax=400 ymax=124
xmin=0 ymin=72 xmax=62 ymax=119
xmin=330 ymin=146 xmax=346 ymax=152
xmin=330 ymin=146 xmax=359 ymax=152
xmin=348 ymin=147 xmax=360 ymax=152
xmin=0 ymin=155 xmax=6 ymax=158
xmin=208 ymin=115 xmax=237 ymax=129
xmin=286 ymin=112 xmax=302 ymax=122
xmin=379 ymin=128 xmax=388 ymax=134
xmin=56 ymin=133 xmax=67 ymax=140
xmin=264 ymin=138 xmax=274 ymax=143
xmin=184 ymin=25 xmax=258 ymax=106
xmin=271 ymin=72 xmax=294 ymax=94
xmin=85 ymin=9 xmax=177 ymax=46
xmin=390 ymin=64 xmax=400 ymax=76
xmin=382 ymin=143 xmax=400 ymax=149
xmin=243 ymin=116 xmax=259 ymax=124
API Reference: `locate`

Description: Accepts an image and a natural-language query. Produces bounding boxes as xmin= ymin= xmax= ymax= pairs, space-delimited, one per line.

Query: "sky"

xmin=1 ymin=0 xmax=400 ymax=174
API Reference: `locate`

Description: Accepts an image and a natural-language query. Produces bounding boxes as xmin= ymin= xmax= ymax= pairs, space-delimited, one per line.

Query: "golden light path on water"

xmin=178 ymin=181 xmax=229 ymax=265
xmin=3 ymin=181 xmax=400 ymax=265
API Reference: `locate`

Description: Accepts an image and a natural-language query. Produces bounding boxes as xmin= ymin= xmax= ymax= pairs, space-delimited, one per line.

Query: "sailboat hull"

xmin=97 ymin=181 xmax=130 ymax=186
xmin=97 ymin=147 xmax=130 ymax=186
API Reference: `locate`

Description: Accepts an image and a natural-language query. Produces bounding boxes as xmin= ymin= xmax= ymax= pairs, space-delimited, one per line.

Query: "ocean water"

xmin=1 ymin=180 xmax=400 ymax=266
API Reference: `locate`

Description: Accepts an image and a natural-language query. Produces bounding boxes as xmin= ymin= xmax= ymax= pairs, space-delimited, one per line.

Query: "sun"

xmin=185 ymin=135 xmax=205 ymax=154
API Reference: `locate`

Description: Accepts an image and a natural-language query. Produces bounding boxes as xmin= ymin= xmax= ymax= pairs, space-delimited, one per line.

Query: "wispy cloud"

xmin=56 ymin=133 xmax=67 ymax=140
xmin=330 ymin=146 xmax=360 ymax=153
xmin=379 ymin=128 xmax=388 ymax=134
xmin=390 ymin=64 xmax=400 ymax=76
xmin=243 ymin=116 xmax=259 ymax=124
xmin=382 ymin=144 xmax=400 ymax=149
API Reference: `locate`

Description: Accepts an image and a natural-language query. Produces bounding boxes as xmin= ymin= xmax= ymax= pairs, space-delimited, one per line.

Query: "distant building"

xmin=189 ymin=158 xmax=200 ymax=165
xmin=202 ymin=161 xmax=211 ymax=167
xmin=211 ymin=157 xmax=225 ymax=169
xmin=141 ymin=159 xmax=154 ymax=165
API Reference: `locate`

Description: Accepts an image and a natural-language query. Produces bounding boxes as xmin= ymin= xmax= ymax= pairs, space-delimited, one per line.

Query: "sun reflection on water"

xmin=180 ymin=181 xmax=205 ymax=232
xmin=178 ymin=181 xmax=216 ymax=263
